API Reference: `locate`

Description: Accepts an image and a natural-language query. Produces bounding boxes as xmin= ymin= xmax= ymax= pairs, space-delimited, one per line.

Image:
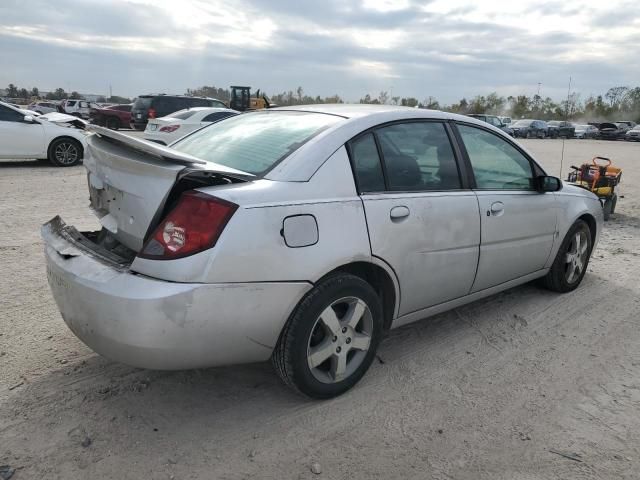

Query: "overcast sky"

xmin=1 ymin=0 xmax=638 ymax=103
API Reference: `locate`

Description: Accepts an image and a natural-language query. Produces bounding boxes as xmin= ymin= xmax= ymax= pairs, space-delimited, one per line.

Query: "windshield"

xmin=547 ymin=121 xmax=560 ymax=126
xmin=512 ymin=120 xmax=532 ymax=127
xmin=172 ymin=111 xmax=342 ymax=175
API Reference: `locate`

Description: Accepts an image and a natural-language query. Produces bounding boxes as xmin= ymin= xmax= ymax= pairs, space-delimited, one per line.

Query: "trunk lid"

xmin=84 ymin=125 xmax=252 ymax=252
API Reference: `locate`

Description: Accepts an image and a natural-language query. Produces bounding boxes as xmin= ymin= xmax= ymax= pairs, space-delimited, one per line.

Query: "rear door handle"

xmin=488 ymin=201 xmax=505 ymax=216
xmin=390 ymin=206 xmax=410 ymax=220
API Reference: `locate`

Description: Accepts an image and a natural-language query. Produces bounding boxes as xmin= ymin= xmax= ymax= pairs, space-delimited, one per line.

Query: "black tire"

xmin=525 ymin=131 xmax=531 ymax=139
xmin=47 ymin=138 xmax=83 ymax=167
xmin=603 ymin=197 xmax=613 ymax=221
xmin=542 ymin=220 xmax=592 ymax=293
xmin=610 ymin=194 xmax=618 ymax=214
xmin=272 ymin=273 xmax=383 ymax=399
xmin=105 ymin=116 xmax=120 ymax=130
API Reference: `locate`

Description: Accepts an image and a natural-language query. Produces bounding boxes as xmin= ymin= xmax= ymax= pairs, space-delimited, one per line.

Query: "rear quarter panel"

xmin=132 ymin=147 xmax=373 ymax=284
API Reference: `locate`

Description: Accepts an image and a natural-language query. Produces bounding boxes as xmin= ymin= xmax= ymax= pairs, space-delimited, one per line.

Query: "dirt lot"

xmin=1 ymin=138 xmax=639 ymax=479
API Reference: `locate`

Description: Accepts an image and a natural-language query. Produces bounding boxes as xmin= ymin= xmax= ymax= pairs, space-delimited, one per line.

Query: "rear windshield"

xmin=171 ymin=109 xmax=198 ymax=120
xmin=132 ymin=97 xmax=152 ymax=110
xmin=512 ymin=120 xmax=532 ymax=126
xmin=172 ymin=111 xmax=342 ymax=175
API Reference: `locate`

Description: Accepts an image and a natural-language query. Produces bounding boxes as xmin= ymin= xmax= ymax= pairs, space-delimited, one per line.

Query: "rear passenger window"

xmin=376 ymin=122 xmax=461 ymax=191
xmin=349 ymin=133 xmax=385 ymax=193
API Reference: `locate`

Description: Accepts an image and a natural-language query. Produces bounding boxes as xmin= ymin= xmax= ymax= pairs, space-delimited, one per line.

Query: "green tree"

xmin=70 ymin=91 xmax=84 ymax=99
xmin=18 ymin=88 xmax=29 ymax=99
xmin=30 ymin=87 xmax=39 ymax=98
xmin=401 ymin=97 xmax=418 ymax=107
xmin=7 ymin=83 xmax=18 ymax=97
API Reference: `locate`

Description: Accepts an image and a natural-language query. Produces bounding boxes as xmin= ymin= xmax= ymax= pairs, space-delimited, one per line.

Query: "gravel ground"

xmin=1 ymin=138 xmax=639 ymax=479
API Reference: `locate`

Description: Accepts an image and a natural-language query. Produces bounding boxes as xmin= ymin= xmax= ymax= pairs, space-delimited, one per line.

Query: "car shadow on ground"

xmin=0 ymin=159 xmax=62 ymax=169
xmin=1 ymin=272 xmax=628 ymax=477
xmin=3 ymin=280 xmax=588 ymax=417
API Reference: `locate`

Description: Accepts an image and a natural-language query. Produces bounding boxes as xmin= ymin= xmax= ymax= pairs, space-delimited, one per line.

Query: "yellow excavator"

xmin=229 ymin=86 xmax=272 ymax=111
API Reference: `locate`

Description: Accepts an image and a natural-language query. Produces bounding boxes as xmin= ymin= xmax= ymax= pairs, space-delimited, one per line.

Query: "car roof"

xmin=262 ymin=104 xmax=520 ymax=181
xmin=271 ymin=103 xmax=461 ymax=120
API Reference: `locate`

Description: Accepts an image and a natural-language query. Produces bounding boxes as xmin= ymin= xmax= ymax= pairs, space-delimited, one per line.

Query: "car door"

xmin=454 ymin=123 xmax=557 ymax=292
xmin=349 ymin=121 xmax=480 ymax=318
xmin=0 ymin=105 xmax=45 ymax=158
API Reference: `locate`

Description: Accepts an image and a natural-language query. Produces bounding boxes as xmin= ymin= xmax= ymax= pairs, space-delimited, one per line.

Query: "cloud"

xmin=0 ymin=0 xmax=638 ymax=103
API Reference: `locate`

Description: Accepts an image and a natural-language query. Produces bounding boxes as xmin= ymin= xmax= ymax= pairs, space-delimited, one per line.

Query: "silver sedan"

xmin=43 ymin=105 xmax=603 ymax=398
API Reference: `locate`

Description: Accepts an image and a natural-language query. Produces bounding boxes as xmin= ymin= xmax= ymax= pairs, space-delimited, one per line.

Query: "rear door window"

xmin=376 ymin=122 xmax=461 ymax=191
xmin=349 ymin=133 xmax=386 ymax=193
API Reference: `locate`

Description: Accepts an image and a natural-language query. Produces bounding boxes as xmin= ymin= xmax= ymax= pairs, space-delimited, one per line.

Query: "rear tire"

xmin=543 ymin=220 xmax=592 ymax=293
xmin=47 ymin=138 xmax=83 ymax=167
xmin=603 ymin=196 xmax=616 ymax=221
xmin=272 ymin=273 xmax=383 ymax=399
xmin=610 ymin=194 xmax=618 ymax=214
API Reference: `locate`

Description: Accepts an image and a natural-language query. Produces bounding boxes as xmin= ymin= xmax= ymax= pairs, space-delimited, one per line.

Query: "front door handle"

xmin=390 ymin=206 xmax=410 ymax=220
xmin=488 ymin=201 xmax=505 ymax=216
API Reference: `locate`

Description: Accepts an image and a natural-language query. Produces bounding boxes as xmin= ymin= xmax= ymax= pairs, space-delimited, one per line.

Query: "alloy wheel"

xmin=564 ymin=230 xmax=589 ymax=284
xmin=54 ymin=142 xmax=79 ymax=165
xmin=307 ymin=296 xmax=373 ymax=384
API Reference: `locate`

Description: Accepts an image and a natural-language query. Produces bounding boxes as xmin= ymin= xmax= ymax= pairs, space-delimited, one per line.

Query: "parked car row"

xmin=470 ymin=115 xmax=639 ymax=141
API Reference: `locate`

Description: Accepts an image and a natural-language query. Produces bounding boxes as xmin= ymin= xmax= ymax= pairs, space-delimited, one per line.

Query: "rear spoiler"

xmin=86 ymin=125 xmax=254 ymax=178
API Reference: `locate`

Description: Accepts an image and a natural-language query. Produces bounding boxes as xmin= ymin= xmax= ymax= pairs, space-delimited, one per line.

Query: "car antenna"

xmin=560 ymin=76 xmax=572 ymax=178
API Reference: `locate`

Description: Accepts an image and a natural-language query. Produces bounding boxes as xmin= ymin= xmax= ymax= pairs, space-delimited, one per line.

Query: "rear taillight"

xmin=159 ymin=125 xmax=180 ymax=133
xmin=139 ymin=192 xmax=237 ymax=260
xmin=148 ymin=108 xmax=156 ymax=119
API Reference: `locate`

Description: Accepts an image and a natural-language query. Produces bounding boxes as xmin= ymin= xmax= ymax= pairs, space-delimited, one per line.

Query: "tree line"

xmin=4 ymin=83 xmax=131 ymax=104
xmin=189 ymin=84 xmax=640 ymax=122
xmin=6 ymin=82 xmax=640 ymax=122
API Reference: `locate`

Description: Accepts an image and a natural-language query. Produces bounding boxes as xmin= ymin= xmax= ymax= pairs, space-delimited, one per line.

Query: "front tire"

xmin=543 ymin=220 xmax=592 ymax=293
xmin=272 ymin=273 xmax=383 ymax=399
xmin=48 ymin=138 xmax=83 ymax=167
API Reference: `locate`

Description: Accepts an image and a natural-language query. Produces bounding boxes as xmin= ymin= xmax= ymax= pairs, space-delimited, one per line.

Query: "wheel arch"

xmin=318 ymin=259 xmax=399 ymax=331
xmin=47 ymin=136 xmax=85 ymax=159
xmin=578 ymin=212 xmax=597 ymax=246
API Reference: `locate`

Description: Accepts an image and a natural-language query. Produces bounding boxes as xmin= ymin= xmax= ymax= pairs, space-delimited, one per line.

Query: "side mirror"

xmin=23 ymin=115 xmax=36 ymax=123
xmin=537 ymin=175 xmax=562 ymax=192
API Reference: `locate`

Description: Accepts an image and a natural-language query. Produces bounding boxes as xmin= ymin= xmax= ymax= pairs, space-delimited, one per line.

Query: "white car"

xmin=0 ymin=101 xmax=88 ymax=166
xmin=27 ymin=101 xmax=59 ymax=115
xmin=60 ymin=99 xmax=94 ymax=119
xmin=143 ymin=107 xmax=238 ymax=145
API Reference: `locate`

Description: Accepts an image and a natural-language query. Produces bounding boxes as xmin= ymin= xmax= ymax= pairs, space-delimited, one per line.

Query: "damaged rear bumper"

xmin=42 ymin=217 xmax=312 ymax=370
